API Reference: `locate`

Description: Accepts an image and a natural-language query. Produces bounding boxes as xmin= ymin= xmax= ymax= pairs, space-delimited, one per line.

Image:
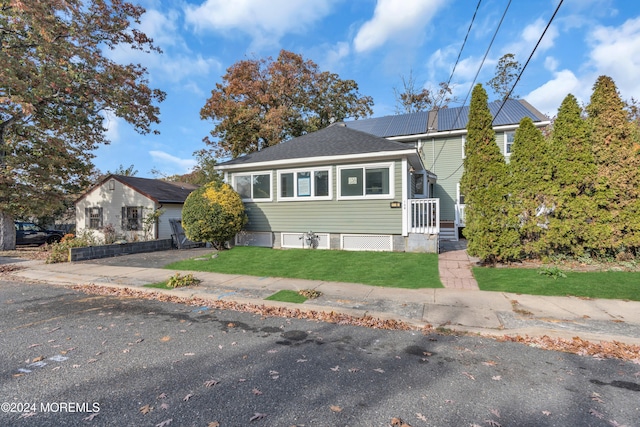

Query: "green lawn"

xmin=165 ymin=246 xmax=443 ymax=289
xmin=265 ymin=290 xmax=308 ymax=303
xmin=474 ymin=267 xmax=640 ymax=301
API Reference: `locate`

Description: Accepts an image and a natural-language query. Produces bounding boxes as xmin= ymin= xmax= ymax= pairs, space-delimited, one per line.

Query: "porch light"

xmin=409 ymin=166 xmax=415 ymax=173
xmin=390 ymin=201 xmax=402 ymax=208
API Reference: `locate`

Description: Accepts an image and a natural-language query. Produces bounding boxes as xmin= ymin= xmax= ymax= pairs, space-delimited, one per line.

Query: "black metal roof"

xmin=344 ymin=99 xmax=548 ymax=137
xmin=217 ymin=124 xmax=416 ymax=167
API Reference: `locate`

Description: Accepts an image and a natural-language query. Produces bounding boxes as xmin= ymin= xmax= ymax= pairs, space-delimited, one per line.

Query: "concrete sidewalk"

xmin=6 ymin=253 xmax=640 ymax=346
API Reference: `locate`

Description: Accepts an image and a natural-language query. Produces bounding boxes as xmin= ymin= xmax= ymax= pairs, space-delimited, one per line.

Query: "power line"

xmin=427 ymin=0 xmax=482 ymax=133
xmin=492 ymin=0 xmax=564 ymax=124
xmin=451 ymin=0 xmax=512 ymax=130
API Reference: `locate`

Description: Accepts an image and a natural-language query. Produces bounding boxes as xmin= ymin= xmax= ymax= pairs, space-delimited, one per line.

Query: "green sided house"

xmin=215 ymin=124 xmax=439 ymax=252
xmin=345 ymin=99 xmax=550 ymax=240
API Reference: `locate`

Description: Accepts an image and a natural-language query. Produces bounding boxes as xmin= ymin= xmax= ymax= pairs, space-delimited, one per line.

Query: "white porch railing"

xmin=408 ymin=198 xmax=440 ymax=234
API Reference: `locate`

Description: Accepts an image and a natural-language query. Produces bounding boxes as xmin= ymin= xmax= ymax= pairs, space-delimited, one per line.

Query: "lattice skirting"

xmin=235 ymin=231 xmax=273 ymax=247
xmin=340 ymin=234 xmax=393 ymax=251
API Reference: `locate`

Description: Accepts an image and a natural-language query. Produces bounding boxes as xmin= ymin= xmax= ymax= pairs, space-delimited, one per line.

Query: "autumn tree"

xmin=586 ymin=75 xmax=640 ymax=255
xmin=460 ymin=84 xmax=518 ymax=263
xmin=544 ymin=94 xmax=602 ymax=257
xmin=486 ymin=53 xmax=521 ymax=101
xmin=393 ymin=70 xmax=453 ymax=113
xmin=161 ymin=150 xmax=222 ymax=186
xmin=0 ymin=0 xmax=165 ymax=250
xmin=508 ymin=117 xmax=551 ymax=257
xmin=200 ymin=50 xmax=373 ymax=159
xmin=108 ymin=164 xmax=139 ymax=176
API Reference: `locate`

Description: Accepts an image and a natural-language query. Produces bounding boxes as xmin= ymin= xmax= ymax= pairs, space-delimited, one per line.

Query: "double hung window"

xmin=505 ymin=131 xmax=515 ymax=155
xmin=278 ymin=169 xmax=331 ymax=200
xmin=234 ymin=172 xmax=272 ymax=201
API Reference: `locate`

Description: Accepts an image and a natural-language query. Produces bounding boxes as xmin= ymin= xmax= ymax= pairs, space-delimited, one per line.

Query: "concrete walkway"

xmin=438 ymin=239 xmax=479 ymax=290
xmin=3 ymin=248 xmax=640 ymax=347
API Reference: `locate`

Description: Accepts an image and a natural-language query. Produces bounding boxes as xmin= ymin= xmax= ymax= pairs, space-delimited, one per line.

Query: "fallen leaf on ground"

xmin=83 ymin=413 xmax=98 ymax=421
xmin=155 ymin=418 xmax=172 ymax=427
xmin=462 ymin=372 xmax=475 ymax=380
xmin=542 ymin=411 xmax=551 ymax=416
xmin=249 ymin=412 xmax=267 ymax=422
xmin=32 ymin=356 xmax=44 ymax=363
xmin=160 ymin=336 xmax=171 ymax=342
xmin=330 ymin=365 xmax=340 ymax=371
xmin=183 ymin=394 xmax=193 ymax=401
xmin=492 ymin=375 xmax=502 ymax=381
xmin=484 ymin=420 xmax=501 ymax=427
xmin=373 ymin=368 xmax=385 ymax=373
xmin=589 ymin=408 xmax=604 ymax=419
xmin=330 ymin=405 xmax=342 ymax=412
xmin=157 ymin=393 xmax=167 ymax=399
xmin=204 ymin=379 xmax=219 ymax=388
xmin=159 ymin=403 xmax=169 ymax=410
xmin=416 ymin=413 xmax=427 ymax=422
xmin=208 ymin=422 xmax=220 ymax=427
xmin=140 ymin=404 xmax=153 ymax=414
xmin=252 ymin=388 xmax=263 ymax=395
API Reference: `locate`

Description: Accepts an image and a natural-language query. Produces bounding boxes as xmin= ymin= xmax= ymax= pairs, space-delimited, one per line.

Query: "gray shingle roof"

xmin=345 ymin=99 xmax=549 ymax=137
xmin=217 ymin=124 xmax=416 ymax=167
xmin=109 ymin=175 xmax=198 ymax=203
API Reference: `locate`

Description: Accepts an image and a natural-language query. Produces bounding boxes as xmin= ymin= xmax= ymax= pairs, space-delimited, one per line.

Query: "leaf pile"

xmin=499 ymin=335 xmax=640 ymax=363
xmin=70 ymin=284 xmax=422 ymax=331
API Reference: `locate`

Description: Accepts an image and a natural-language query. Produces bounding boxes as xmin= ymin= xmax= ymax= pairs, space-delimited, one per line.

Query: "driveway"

xmin=74 ymin=247 xmax=217 ymax=268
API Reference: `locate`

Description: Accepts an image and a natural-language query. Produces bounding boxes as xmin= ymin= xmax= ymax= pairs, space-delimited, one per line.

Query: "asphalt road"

xmin=1 ymin=279 xmax=639 ymax=427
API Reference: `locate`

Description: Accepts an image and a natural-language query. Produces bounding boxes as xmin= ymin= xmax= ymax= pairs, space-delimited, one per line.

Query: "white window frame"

xmin=232 ymin=171 xmax=273 ymax=202
xmin=412 ymin=170 xmax=427 ymax=198
xmin=461 ymin=135 xmax=467 ymax=159
xmin=337 ymin=162 xmax=395 ymax=200
xmin=277 ymin=167 xmax=332 ymax=201
xmin=504 ymin=131 xmax=515 ymax=156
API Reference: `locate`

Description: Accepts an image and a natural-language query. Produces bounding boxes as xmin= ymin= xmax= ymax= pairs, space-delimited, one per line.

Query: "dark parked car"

xmin=15 ymin=221 xmax=64 ymax=246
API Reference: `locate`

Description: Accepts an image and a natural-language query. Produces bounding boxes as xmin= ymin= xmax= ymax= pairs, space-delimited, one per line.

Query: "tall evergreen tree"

xmin=508 ymin=117 xmax=550 ymax=257
xmin=546 ymin=94 xmax=602 ymax=256
xmin=586 ymin=76 xmax=640 ymax=255
xmin=460 ymin=84 xmax=518 ymax=262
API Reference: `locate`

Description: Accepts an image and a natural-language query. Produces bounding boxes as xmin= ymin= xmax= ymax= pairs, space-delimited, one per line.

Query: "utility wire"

xmin=426 ymin=0 xmax=482 ymax=171
xmin=450 ymin=0 xmax=512 ymax=130
xmin=427 ymin=0 xmax=482 ymax=132
xmin=491 ymin=0 xmax=564 ymax=124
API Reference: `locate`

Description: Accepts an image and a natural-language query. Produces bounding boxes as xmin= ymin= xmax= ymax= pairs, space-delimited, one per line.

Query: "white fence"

xmin=408 ymin=199 xmax=439 ymax=234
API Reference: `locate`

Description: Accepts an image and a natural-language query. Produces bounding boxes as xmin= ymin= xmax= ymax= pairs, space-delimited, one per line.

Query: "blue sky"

xmin=96 ymin=0 xmax=640 ymax=178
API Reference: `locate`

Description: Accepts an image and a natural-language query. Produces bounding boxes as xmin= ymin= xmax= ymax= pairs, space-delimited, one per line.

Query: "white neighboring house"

xmin=75 ymin=174 xmax=198 ymax=242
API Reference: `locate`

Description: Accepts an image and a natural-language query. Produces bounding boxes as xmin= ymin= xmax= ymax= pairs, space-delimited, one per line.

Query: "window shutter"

xmin=99 ymin=208 xmax=103 ymax=228
xmin=85 ymin=208 xmax=89 ymax=228
xmin=121 ymin=207 xmax=126 ymax=230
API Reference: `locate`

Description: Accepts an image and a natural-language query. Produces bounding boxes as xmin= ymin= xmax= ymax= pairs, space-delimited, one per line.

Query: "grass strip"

xmin=265 ymin=290 xmax=307 ymax=303
xmin=474 ymin=267 xmax=640 ymax=301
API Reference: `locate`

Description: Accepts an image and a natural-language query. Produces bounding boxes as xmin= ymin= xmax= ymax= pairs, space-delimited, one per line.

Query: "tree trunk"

xmin=0 ymin=211 xmax=16 ymax=250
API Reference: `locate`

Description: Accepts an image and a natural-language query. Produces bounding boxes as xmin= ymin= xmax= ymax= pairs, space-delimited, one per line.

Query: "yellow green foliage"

xmin=182 ymin=181 xmax=247 ymax=249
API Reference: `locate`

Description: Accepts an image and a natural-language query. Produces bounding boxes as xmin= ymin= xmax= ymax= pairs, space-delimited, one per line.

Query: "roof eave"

xmin=215 ymin=149 xmax=422 ymax=171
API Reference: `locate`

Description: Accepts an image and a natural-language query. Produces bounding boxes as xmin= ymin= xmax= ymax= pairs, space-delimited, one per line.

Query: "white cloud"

xmin=149 ymin=151 xmax=197 ymax=173
xmin=525 ymin=69 xmax=581 ymax=117
xmin=544 ymin=56 xmax=559 ymax=72
xmin=353 ymin=0 xmax=447 ymax=53
xmin=139 ymin=8 xmax=180 ymax=48
xmin=503 ymin=18 xmax=559 ymax=59
xmin=587 ymin=16 xmax=640 ymax=101
xmin=184 ymin=0 xmax=335 ymax=45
